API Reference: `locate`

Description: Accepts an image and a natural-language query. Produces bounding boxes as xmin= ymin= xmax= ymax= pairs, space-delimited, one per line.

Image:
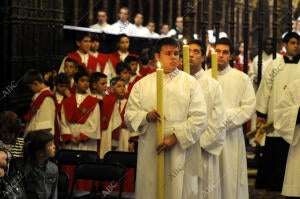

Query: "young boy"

xmin=60 ymin=70 xmax=100 ymax=151
xmin=63 ymin=57 xmax=78 ymax=93
xmin=89 ymin=72 xmax=108 ymax=100
xmin=89 ymin=33 xmax=109 ymax=73
xmin=124 ymin=55 xmax=142 ymax=81
xmin=53 ymin=73 xmax=71 ymax=146
xmin=59 ymin=32 xmax=99 ymax=75
xmin=23 ymin=69 xmax=56 ymax=136
xmin=100 ymin=77 xmax=132 ymax=158
xmin=115 ymin=62 xmax=131 ymax=98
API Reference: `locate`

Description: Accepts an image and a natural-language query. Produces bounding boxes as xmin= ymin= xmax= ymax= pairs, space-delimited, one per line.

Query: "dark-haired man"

xmin=206 ymin=37 xmax=256 ymax=199
xmin=125 ymin=37 xmax=207 ymax=199
xmin=255 ymin=31 xmax=300 ymax=191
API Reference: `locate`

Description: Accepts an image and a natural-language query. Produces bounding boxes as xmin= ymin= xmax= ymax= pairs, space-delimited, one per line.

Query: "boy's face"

xmin=27 ymin=81 xmax=40 ymax=93
xmin=76 ymin=76 xmax=90 ymax=93
xmin=93 ymin=78 xmax=107 ymax=94
xmin=64 ymin=61 xmax=78 ymax=77
xmin=76 ymin=36 xmax=91 ymax=54
xmin=118 ymin=37 xmax=129 ymax=52
xmin=45 ymin=141 xmax=56 ymax=159
xmin=120 ymin=69 xmax=131 ymax=83
xmin=113 ymin=81 xmax=126 ymax=98
xmin=155 ymin=45 xmax=180 ymax=74
xmin=285 ymin=37 xmax=300 ymax=57
xmin=56 ymin=83 xmax=69 ymax=96
xmin=129 ymin=61 xmax=138 ymax=74
xmin=90 ymin=40 xmax=100 ymax=52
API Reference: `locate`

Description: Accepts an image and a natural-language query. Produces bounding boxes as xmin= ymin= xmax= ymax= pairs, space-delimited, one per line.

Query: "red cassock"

xmin=108 ymin=52 xmax=139 ymax=72
xmin=67 ymin=51 xmax=99 ymax=75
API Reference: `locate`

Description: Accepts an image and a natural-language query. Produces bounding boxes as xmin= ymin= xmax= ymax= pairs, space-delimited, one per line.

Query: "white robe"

xmin=194 ymin=70 xmax=225 ymax=199
xmin=60 ymin=93 xmax=100 ymax=151
xmin=256 ymin=56 xmax=300 ymax=138
xmin=206 ymin=66 xmax=256 ymax=199
xmin=274 ymin=79 xmax=300 ymax=197
xmin=25 ymin=87 xmax=56 ymax=136
xmin=125 ymin=69 xmax=207 ymax=199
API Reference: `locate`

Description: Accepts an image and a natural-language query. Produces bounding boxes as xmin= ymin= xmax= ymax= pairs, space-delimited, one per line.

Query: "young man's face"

xmin=155 ymin=45 xmax=180 ymax=74
xmin=119 ymin=8 xmax=129 ymax=22
xmin=129 ymin=61 xmax=138 ymax=74
xmin=120 ymin=69 xmax=131 ymax=83
xmin=215 ymin=44 xmax=232 ymax=71
xmin=285 ymin=37 xmax=299 ymax=57
xmin=118 ymin=37 xmax=130 ymax=52
xmin=189 ymin=43 xmax=204 ymax=68
xmin=134 ymin=14 xmax=143 ymax=26
xmin=64 ymin=61 xmax=78 ymax=77
xmin=90 ymin=40 xmax=100 ymax=52
xmin=76 ymin=76 xmax=90 ymax=93
xmin=93 ymin=78 xmax=107 ymax=94
xmin=55 ymin=83 xmax=69 ymax=96
xmin=113 ymin=81 xmax=126 ymax=99
xmin=97 ymin=11 xmax=107 ymax=24
xmin=76 ymin=36 xmax=91 ymax=54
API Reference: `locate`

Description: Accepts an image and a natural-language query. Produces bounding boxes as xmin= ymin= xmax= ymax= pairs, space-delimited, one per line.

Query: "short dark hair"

xmin=23 ymin=129 xmax=53 ymax=162
xmin=116 ymin=62 xmax=131 ymax=75
xmin=74 ymin=70 xmax=89 ymax=83
xmin=117 ymin=34 xmax=129 ymax=43
xmin=189 ymin=40 xmax=206 ymax=55
xmin=23 ymin=69 xmax=44 ymax=85
xmin=90 ymin=33 xmax=100 ymax=42
xmin=124 ymin=56 xmax=138 ymax=65
xmin=110 ymin=76 xmax=125 ymax=87
xmin=65 ymin=57 xmax=79 ymax=68
xmin=215 ymin=37 xmax=234 ymax=54
xmin=154 ymin=37 xmax=180 ymax=53
xmin=282 ymin=31 xmax=300 ymax=43
xmin=75 ymin=31 xmax=91 ymax=42
xmin=54 ymin=73 xmax=70 ymax=85
xmin=89 ymin=72 xmax=107 ymax=88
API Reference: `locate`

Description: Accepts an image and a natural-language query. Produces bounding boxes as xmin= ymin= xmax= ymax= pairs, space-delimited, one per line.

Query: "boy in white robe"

xmin=125 ymin=37 xmax=207 ymax=199
xmin=206 ymin=37 xmax=256 ymax=199
xmin=274 ymin=79 xmax=300 ymax=198
xmin=23 ymin=69 xmax=56 ymax=136
xmin=256 ymin=32 xmax=300 ymax=191
xmin=60 ymin=70 xmax=100 ymax=151
xmin=189 ymin=40 xmax=225 ymax=199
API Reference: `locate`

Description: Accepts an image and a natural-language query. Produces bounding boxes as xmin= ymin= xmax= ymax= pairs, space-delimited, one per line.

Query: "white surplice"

xmin=25 ymin=87 xmax=56 ymax=136
xmin=194 ymin=69 xmax=225 ymax=199
xmin=274 ymin=79 xmax=300 ymax=197
xmin=60 ymin=93 xmax=100 ymax=151
xmin=125 ymin=69 xmax=207 ymax=199
xmin=206 ymin=66 xmax=256 ymax=199
xmin=256 ymin=56 xmax=300 ymax=138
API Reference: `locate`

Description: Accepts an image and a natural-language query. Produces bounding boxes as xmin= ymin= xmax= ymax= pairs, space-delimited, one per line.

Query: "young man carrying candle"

xmin=125 ymin=37 xmax=207 ymax=199
xmin=189 ymin=39 xmax=225 ymax=199
xmin=206 ymin=37 xmax=256 ymax=199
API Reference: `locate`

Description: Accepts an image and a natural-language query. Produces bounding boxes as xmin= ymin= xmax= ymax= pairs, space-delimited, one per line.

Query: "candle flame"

xmin=183 ymin=39 xmax=187 ymax=45
xmin=210 ymin=47 xmax=215 ymax=52
xmin=157 ymin=61 xmax=161 ymax=68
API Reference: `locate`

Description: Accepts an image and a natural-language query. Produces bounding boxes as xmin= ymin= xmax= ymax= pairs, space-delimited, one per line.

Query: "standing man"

xmin=131 ymin=13 xmax=148 ymax=37
xmin=255 ymin=32 xmax=300 ymax=191
xmin=125 ymin=37 xmax=207 ymax=199
xmin=189 ymin=40 xmax=225 ymax=199
xmin=274 ymin=79 xmax=300 ymax=198
xmin=89 ymin=10 xmax=112 ymax=32
xmin=111 ymin=7 xmax=134 ymax=35
xmin=206 ymin=37 xmax=256 ymax=199
xmin=168 ymin=16 xmax=184 ymax=39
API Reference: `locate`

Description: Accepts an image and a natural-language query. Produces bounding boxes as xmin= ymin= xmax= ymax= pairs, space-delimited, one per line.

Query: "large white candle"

xmin=156 ymin=61 xmax=164 ymax=199
xmin=182 ymin=39 xmax=190 ymax=74
xmin=211 ymin=48 xmax=218 ymax=80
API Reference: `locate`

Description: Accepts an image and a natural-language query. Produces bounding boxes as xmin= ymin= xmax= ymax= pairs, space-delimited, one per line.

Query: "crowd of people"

xmin=1 ymin=6 xmax=300 ymax=199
